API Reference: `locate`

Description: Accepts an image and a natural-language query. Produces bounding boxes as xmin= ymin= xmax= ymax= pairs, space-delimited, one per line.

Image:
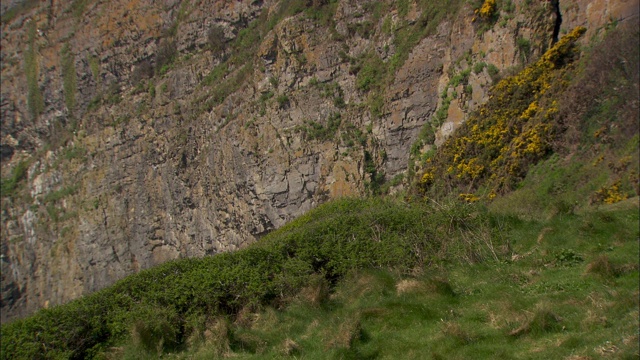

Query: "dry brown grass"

xmin=250 ymin=306 xmax=279 ymax=332
xmin=395 ymin=277 xmax=456 ymax=297
xmin=442 ymin=321 xmax=475 ymax=345
xmin=510 ymin=305 xmax=563 ymax=337
xmin=585 ymin=255 xmax=617 ymax=278
xmin=395 ymin=279 xmax=422 ymax=295
xmin=325 ymin=315 xmax=362 ymax=350
xmin=202 ymin=317 xmax=231 ymax=356
xmin=234 ymin=306 xmax=259 ymax=328
xmin=297 ymin=275 xmax=330 ymax=308
xmin=280 ymin=338 xmax=300 ymax=356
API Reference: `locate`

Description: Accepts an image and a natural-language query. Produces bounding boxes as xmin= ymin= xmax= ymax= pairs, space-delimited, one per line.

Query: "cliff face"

xmin=0 ymin=0 xmax=635 ymax=322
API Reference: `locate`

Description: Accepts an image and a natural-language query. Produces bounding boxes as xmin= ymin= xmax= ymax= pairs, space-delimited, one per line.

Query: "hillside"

xmin=2 ymin=0 xmax=610 ymax=321
xmin=2 ymin=196 xmax=638 ymax=359
xmin=1 ymin=2 xmax=639 ymax=358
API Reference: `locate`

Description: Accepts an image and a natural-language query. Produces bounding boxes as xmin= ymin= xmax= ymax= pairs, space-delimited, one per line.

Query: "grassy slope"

xmin=1 ymin=8 xmax=639 ymax=360
xmin=113 ymin=199 xmax=638 ymax=360
xmin=196 ymin=209 xmax=639 ymax=360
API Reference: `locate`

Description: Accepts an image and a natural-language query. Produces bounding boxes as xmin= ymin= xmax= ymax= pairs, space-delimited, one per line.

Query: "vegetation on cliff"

xmin=0 ymin=0 xmax=640 ymax=359
xmin=1 ymin=2 xmax=638 ymax=359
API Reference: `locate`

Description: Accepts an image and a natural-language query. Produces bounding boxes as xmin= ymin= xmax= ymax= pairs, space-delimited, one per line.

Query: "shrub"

xmin=473 ymin=61 xmax=487 ymax=74
xmin=487 ymin=63 xmax=500 ymax=81
xmin=419 ymin=27 xmax=586 ymax=197
xmin=368 ymin=92 xmax=384 ymax=118
xmin=70 ymin=0 xmax=89 ymax=18
xmin=555 ymin=22 xmax=639 ymax=154
xmin=397 ymin=0 xmax=410 ymax=18
xmin=105 ymin=83 xmax=122 ymax=105
xmin=517 ymin=37 xmax=531 ymax=63
xmin=591 ymin=181 xmax=629 ymax=205
xmin=88 ymin=55 xmax=101 ymax=83
xmin=276 ymin=94 xmax=290 ymax=109
xmin=0 ymin=197 xmax=508 ymax=359
xmin=207 ymin=24 xmax=227 ymax=53
xmin=131 ymin=60 xmax=153 ymax=84
xmin=302 ymin=0 xmax=338 ymax=25
xmin=130 ymin=304 xmax=180 ymax=355
xmin=475 ymin=0 xmax=497 ymax=20
xmin=449 ymin=68 xmax=471 ymax=87
xmin=43 ymin=185 xmax=79 ymax=204
xmin=296 ymin=112 xmax=342 ymax=141
xmin=503 ymin=0 xmax=515 ymax=13
xmin=155 ymin=39 xmax=177 ymax=75
xmin=356 ymin=54 xmax=384 ymax=92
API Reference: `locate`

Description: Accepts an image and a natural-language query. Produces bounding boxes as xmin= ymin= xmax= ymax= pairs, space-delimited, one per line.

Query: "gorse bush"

xmin=419 ymin=27 xmax=586 ymax=198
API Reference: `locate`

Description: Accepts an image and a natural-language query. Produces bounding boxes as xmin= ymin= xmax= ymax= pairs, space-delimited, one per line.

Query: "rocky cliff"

xmin=1 ymin=0 xmax=636 ymax=322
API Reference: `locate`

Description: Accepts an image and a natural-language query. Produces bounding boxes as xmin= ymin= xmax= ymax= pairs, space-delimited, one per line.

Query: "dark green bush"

xmin=356 ymin=54 xmax=384 ymax=92
xmin=473 ymin=61 xmax=487 ymax=74
xmin=277 ymin=94 xmax=290 ymax=109
xmin=155 ymin=39 xmax=177 ymax=76
xmin=207 ymin=25 xmax=227 ymax=53
xmin=130 ymin=304 xmax=180 ymax=354
xmin=487 ymin=63 xmax=500 ymax=81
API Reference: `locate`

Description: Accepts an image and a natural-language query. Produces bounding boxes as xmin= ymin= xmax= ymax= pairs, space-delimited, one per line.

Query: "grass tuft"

xmin=585 ymin=255 xmax=620 ymax=279
xmin=510 ymin=306 xmax=563 ymax=337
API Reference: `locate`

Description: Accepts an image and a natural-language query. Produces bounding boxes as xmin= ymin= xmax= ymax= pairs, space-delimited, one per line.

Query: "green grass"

xmin=296 ymin=112 xmax=342 ymax=141
xmin=1 ymin=0 xmax=39 ymax=24
xmin=5 ymin=192 xmax=635 ymax=359
xmin=0 ymin=160 xmax=30 ymax=197
xmin=69 ymin=0 xmax=91 ymax=19
xmin=167 ymin=203 xmax=638 ymax=360
xmin=43 ymin=185 xmax=79 ymax=204
xmin=60 ymin=43 xmax=77 ymax=112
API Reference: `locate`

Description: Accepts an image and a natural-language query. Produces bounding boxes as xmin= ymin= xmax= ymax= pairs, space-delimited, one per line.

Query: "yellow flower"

xmin=459 ymin=193 xmax=480 ymax=203
xmin=478 ymin=0 xmax=497 ymax=19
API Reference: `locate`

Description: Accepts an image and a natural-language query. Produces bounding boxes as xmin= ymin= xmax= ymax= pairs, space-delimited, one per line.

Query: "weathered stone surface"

xmin=1 ymin=0 xmax=617 ymax=322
